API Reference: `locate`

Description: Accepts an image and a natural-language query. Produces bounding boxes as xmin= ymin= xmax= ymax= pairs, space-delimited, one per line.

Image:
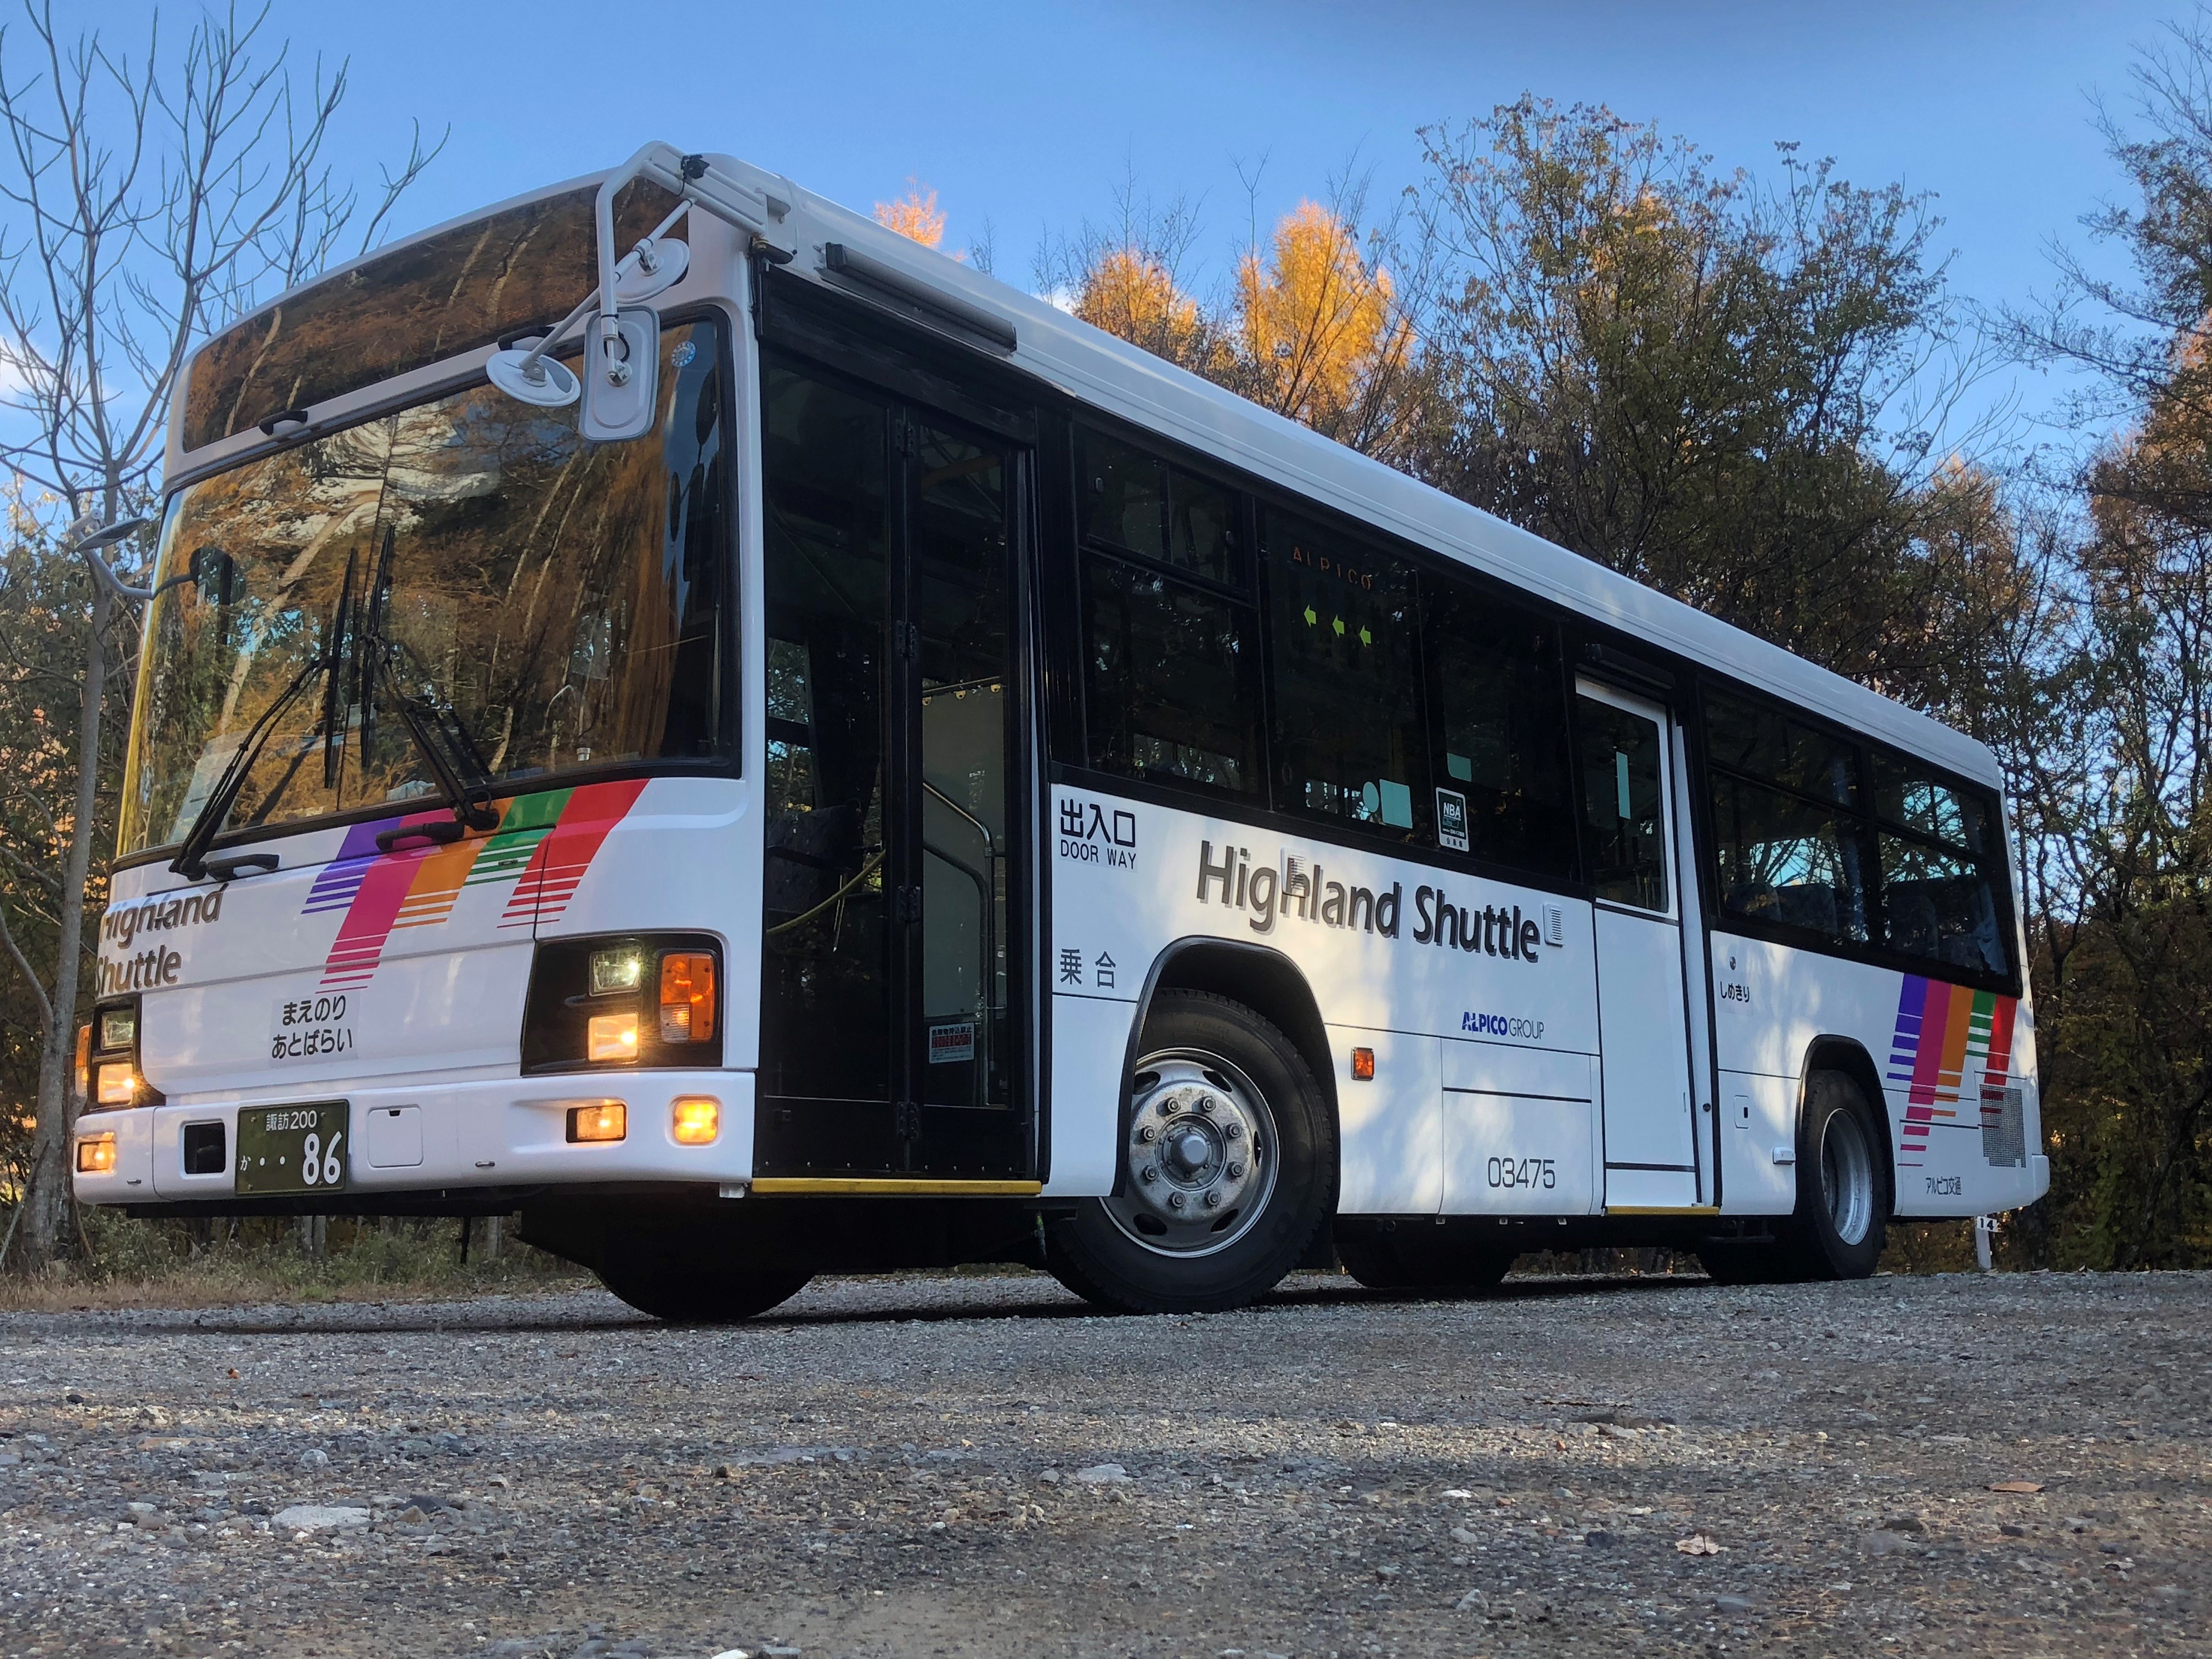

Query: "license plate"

xmin=234 ymin=1102 xmax=349 ymax=1195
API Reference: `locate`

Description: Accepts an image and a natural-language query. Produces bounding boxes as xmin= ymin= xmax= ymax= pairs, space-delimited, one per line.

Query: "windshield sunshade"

xmin=121 ymin=317 xmax=730 ymax=858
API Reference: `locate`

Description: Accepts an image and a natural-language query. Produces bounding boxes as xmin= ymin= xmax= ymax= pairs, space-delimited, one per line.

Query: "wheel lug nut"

xmin=1167 ymin=1191 xmax=1186 ymax=1210
xmin=1227 ymin=1161 xmax=1245 ymax=1179
xmin=1138 ymin=1165 xmax=1158 ymax=1183
xmin=1224 ymin=1122 xmax=1243 ymax=1140
xmin=1198 ymin=1096 xmax=1216 ymax=1115
xmin=1136 ymin=1124 xmax=1156 ymax=1143
xmin=1203 ymin=1189 xmax=1222 ymax=1209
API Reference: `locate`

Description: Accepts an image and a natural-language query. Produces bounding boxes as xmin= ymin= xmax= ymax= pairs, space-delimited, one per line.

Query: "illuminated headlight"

xmin=76 ymin=1133 xmax=117 ymax=1174
xmin=670 ymin=1097 xmax=719 ymax=1146
xmin=589 ymin=949 xmax=646 ymax=995
xmin=94 ymin=1062 xmax=138 ymax=1107
xmin=99 ymin=1006 xmax=137 ymax=1051
xmin=521 ymin=935 xmax=724 ymax=1075
xmin=585 ymin=1012 xmax=639 ymax=1063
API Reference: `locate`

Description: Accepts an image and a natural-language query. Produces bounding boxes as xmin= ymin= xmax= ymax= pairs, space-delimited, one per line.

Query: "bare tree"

xmin=0 ymin=0 xmax=439 ymax=1271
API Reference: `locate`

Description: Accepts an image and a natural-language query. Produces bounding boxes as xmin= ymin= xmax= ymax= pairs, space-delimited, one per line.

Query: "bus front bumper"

xmin=70 ymin=1070 xmax=755 ymax=1210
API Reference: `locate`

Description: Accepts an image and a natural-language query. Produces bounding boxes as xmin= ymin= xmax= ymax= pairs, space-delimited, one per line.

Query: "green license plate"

xmin=234 ymin=1102 xmax=349 ymax=1195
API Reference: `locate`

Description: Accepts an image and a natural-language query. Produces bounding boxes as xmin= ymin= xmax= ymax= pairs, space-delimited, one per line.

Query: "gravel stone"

xmin=0 ymin=1268 xmax=2205 ymax=1655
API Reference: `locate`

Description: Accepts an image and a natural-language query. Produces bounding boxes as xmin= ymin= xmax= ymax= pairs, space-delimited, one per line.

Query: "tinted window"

xmin=1711 ymin=774 xmax=1870 ymax=943
xmin=1082 ymin=557 xmax=1260 ymax=794
xmin=1265 ymin=512 xmax=1424 ymax=834
xmin=1076 ymin=426 xmax=1239 ymax=586
xmin=1423 ymin=576 xmax=1574 ymax=876
xmin=1877 ymin=832 xmax=2006 ymax=974
xmin=1575 ymin=696 xmax=1669 ymax=910
xmin=1870 ymin=751 xmax=1993 ymax=854
xmin=1703 ymin=690 xmax=1859 ymax=805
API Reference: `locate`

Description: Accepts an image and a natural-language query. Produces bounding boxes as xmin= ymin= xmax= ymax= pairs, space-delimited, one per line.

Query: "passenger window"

xmin=1423 ymin=578 xmax=1575 ymax=876
xmin=1710 ymin=772 xmax=1870 ymax=943
xmin=1703 ymin=690 xmax=1859 ymax=805
xmin=1264 ymin=512 xmax=1424 ymax=834
xmin=1876 ymin=832 xmax=2005 ymax=975
xmin=1081 ymin=557 xmax=1260 ymax=794
xmin=1870 ymin=752 xmax=1992 ymax=854
xmin=1077 ymin=426 xmax=1240 ymax=587
xmin=1575 ymin=695 xmax=1669 ymax=911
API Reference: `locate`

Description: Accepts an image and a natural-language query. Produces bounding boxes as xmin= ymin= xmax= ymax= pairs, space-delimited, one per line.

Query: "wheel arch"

xmin=1799 ymin=1036 xmax=1895 ymax=1215
xmin=1119 ymin=938 xmax=1339 ymax=1193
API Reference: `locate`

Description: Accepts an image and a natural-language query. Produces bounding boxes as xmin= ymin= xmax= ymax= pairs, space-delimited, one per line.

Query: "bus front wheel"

xmin=1043 ymin=990 xmax=1336 ymax=1315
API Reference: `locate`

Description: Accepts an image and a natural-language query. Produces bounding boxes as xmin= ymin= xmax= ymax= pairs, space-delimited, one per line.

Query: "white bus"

xmin=72 ymin=145 xmax=2045 ymax=1318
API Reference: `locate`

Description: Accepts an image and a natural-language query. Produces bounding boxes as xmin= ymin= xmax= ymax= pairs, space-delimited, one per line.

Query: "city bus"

xmin=71 ymin=145 xmax=2046 ymax=1319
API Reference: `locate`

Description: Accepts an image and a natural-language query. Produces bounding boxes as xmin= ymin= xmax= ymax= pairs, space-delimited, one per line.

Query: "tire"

xmin=1340 ymin=1230 xmax=1515 ymax=1293
xmin=1783 ymin=1068 xmax=1889 ymax=1278
xmin=596 ymin=1261 xmax=814 ymax=1323
xmin=1698 ymin=1070 xmax=1889 ymax=1285
xmin=1043 ymin=990 xmax=1336 ymax=1314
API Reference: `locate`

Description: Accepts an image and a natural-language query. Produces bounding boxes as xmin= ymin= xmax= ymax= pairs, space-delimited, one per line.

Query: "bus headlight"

xmin=80 ymin=995 xmax=160 ymax=1111
xmin=521 ymin=934 xmax=724 ymax=1075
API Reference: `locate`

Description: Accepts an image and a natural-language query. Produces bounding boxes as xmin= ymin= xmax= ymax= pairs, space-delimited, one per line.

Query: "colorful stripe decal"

xmin=1884 ymin=975 xmax=2019 ymax=1167
xmin=303 ymin=783 xmax=643 ymax=988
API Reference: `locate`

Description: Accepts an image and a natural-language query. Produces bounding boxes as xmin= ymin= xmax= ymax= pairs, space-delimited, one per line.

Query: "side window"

xmin=1575 ymin=695 xmax=1670 ymax=911
xmin=1263 ymin=511 xmax=1424 ymax=835
xmin=1423 ymin=575 xmax=1575 ymax=876
xmin=1869 ymin=751 xmax=2007 ymax=975
xmin=1709 ymin=772 xmax=1870 ymax=943
xmin=1075 ymin=426 xmax=1262 ymax=795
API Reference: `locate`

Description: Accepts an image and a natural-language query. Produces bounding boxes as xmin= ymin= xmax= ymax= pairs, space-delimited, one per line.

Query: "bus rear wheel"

xmin=1697 ymin=1068 xmax=1889 ymax=1285
xmin=596 ymin=1261 xmax=814 ymax=1324
xmin=1339 ymin=1230 xmax=1515 ymax=1294
xmin=1043 ymin=990 xmax=1335 ymax=1315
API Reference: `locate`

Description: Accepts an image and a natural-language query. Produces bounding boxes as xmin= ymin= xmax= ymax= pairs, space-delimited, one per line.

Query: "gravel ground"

xmin=1 ymin=1267 xmax=2204 ymax=1658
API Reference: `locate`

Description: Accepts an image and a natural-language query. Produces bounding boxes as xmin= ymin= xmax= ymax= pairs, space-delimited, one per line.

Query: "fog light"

xmin=670 ymin=1096 xmax=719 ymax=1146
xmin=586 ymin=1011 xmax=639 ymax=1063
xmin=589 ymin=947 xmax=646 ymax=996
xmin=94 ymin=1061 xmax=138 ymax=1106
xmin=1351 ymin=1046 xmax=1375 ymax=1081
xmin=76 ymin=1133 xmax=116 ymax=1174
xmin=566 ymin=1101 xmax=627 ymax=1143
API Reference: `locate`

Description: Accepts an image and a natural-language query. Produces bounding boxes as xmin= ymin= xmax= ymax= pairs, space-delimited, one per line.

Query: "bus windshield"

xmin=119 ymin=317 xmax=730 ymax=858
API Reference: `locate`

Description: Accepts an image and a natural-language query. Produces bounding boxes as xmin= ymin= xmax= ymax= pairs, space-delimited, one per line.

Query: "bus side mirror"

xmin=580 ymin=307 xmax=659 ymax=442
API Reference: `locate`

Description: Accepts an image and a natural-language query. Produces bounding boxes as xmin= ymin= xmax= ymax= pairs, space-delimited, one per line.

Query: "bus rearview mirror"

xmin=580 ymin=307 xmax=659 ymax=442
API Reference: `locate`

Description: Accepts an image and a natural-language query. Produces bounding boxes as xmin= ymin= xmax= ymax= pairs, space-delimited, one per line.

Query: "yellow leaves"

xmin=1074 ymin=249 xmax=1209 ymax=364
xmin=1235 ymin=201 xmax=1409 ymax=429
xmin=874 ymin=183 xmax=945 ymax=250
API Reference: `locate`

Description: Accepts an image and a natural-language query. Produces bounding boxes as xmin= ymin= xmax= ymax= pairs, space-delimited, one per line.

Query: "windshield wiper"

xmin=170 ymin=641 xmax=342 ymax=881
xmin=359 ymin=632 xmax=500 ymax=848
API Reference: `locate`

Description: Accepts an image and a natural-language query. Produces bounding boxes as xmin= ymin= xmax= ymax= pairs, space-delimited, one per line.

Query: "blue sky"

xmin=99 ymin=1 xmax=2199 ymax=441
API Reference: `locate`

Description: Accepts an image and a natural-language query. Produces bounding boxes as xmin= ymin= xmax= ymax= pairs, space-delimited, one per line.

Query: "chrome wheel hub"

xmin=1820 ymin=1108 xmax=1875 ymax=1246
xmin=1104 ymin=1052 xmax=1275 ymax=1257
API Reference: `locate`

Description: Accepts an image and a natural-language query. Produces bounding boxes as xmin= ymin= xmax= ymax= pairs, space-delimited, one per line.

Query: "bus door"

xmin=755 ymin=359 xmax=1031 ymax=1183
xmin=1576 ymin=682 xmax=1703 ymax=1210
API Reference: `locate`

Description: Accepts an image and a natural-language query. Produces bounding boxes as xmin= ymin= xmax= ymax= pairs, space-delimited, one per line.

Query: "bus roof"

xmin=173 ymin=153 xmax=2004 ymax=791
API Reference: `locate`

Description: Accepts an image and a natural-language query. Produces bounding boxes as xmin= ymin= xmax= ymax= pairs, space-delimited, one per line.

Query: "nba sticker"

xmin=1436 ymin=787 xmax=1470 ymax=853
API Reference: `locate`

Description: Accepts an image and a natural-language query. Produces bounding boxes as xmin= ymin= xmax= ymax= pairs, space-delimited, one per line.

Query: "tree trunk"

xmin=22 ymin=576 xmax=109 ymax=1268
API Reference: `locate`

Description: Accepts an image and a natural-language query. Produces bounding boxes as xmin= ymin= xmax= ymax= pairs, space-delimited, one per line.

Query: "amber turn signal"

xmin=1350 ymin=1046 xmax=1376 ymax=1081
xmin=74 ymin=1023 xmax=90 ymax=1098
xmin=566 ymin=1101 xmax=627 ymax=1143
xmin=670 ymin=1096 xmax=719 ymax=1146
xmin=659 ymin=953 xmax=716 ymax=1043
xmin=76 ymin=1133 xmax=116 ymax=1174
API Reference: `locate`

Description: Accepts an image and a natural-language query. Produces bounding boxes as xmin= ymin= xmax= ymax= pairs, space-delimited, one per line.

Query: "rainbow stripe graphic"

xmin=1884 ymin=975 xmax=2017 ymax=1167
xmin=302 ymin=780 xmax=646 ymax=989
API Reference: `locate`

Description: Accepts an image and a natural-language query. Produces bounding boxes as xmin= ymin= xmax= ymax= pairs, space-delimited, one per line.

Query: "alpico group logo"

xmin=302 ymin=780 xmax=644 ymax=989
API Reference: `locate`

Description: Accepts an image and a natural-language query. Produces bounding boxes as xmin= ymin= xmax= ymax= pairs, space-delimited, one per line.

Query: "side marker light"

xmin=1351 ymin=1047 xmax=1376 ymax=1081
xmin=670 ymin=1096 xmax=720 ymax=1146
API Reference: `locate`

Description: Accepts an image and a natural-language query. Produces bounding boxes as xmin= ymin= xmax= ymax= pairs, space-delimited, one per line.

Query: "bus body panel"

xmin=1045 ymin=784 xmax=1605 ymax=1215
xmin=1712 ymin=932 xmax=2045 ymax=1217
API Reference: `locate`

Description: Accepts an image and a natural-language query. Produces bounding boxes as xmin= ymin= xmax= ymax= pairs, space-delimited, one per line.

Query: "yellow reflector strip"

xmin=748 ymin=1177 xmax=1042 ymax=1197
